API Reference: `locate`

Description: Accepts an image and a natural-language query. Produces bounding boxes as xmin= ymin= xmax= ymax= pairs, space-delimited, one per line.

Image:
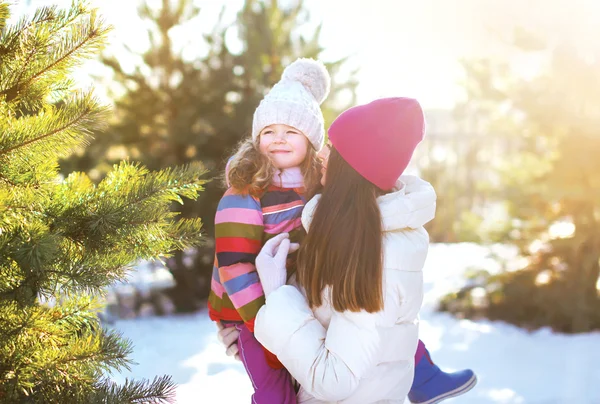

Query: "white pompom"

xmin=282 ymin=58 xmax=331 ymax=104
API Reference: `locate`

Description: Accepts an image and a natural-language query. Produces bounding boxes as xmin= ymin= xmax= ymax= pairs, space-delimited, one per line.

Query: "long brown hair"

xmin=297 ymin=147 xmax=385 ymax=313
xmin=226 ymin=136 xmax=322 ymax=199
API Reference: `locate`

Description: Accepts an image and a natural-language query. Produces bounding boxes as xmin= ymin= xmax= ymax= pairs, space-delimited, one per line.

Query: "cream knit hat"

xmin=252 ymin=58 xmax=331 ymax=151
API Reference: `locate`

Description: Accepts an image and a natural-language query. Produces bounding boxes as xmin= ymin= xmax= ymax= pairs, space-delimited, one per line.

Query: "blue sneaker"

xmin=408 ymin=349 xmax=477 ymax=404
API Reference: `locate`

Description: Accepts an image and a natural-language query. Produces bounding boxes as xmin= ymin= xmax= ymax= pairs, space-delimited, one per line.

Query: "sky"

xmin=11 ymin=0 xmax=600 ymax=109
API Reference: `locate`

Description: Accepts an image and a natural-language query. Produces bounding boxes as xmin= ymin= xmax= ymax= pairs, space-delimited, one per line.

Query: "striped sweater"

xmin=208 ymin=183 xmax=306 ymax=333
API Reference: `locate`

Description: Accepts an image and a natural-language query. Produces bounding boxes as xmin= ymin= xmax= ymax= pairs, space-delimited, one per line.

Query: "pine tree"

xmin=0 ymin=2 xmax=207 ymax=401
xmin=439 ymin=30 xmax=600 ymax=333
xmin=62 ymin=0 xmax=357 ymax=311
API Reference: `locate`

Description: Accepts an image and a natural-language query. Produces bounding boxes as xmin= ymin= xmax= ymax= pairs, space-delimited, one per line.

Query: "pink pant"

xmin=236 ymin=324 xmax=297 ymax=404
xmin=415 ymin=339 xmax=426 ymax=365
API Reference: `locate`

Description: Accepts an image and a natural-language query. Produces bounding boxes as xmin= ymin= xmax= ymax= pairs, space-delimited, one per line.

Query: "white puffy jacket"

xmin=255 ymin=175 xmax=436 ymax=404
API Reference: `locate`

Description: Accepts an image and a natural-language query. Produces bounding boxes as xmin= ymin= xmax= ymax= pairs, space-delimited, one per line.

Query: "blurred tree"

xmin=414 ymin=76 xmax=517 ymax=244
xmin=418 ymin=143 xmax=485 ymax=244
xmin=62 ymin=0 xmax=358 ymax=311
xmin=0 ymin=1 xmax=206 ymax=401
xmin=440 ymin=31 xmax=600 ymax=333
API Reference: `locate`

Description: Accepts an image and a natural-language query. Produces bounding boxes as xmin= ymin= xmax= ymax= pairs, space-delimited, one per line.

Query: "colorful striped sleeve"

xmin=214 ymin=189 xmax=265 ymax=331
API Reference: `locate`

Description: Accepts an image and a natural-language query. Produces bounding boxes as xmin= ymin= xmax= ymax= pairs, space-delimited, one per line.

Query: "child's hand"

xmin=216 ymin=322 xmax=240 ymax=361
xmin=256 ymin=233 xmax=298 ymax=298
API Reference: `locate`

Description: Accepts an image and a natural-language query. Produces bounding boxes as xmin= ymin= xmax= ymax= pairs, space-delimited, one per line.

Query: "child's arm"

xmin=215 ymin=189 xmax=265 ymax=332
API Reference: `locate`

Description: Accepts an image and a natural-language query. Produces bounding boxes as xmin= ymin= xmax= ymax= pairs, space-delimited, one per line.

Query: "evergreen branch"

xmin=11 ymin=29 xmax=45 ymax=92
xmin=0 ymin=173 xmax=17 ymax=187
xmin=165 ymin=217 xmax=204 ymax=251
xmin=0 ymin=301 xmax=36 ymax=342
xmin=0 ymin=8 xmax=59 ymax=98
xmin=96 ymin=328 xmax=135 ymax=372
xmin=0 ymin=155 xmax=60 ymax=190
xmin=43 ymin=263 xmax=126 ymax=294
xmin=46 ymin=296 xmax=98 ymax=325
xmin=96 ymin=162 xmax=208 ymax=215
xmin=1 ymin=205 xmax=35 ymax=212
xmin=35 ymin=328 xmax=132 ymax=378
xmin=0 ymin=5 xmax=58 ymax=52
xmin=0 ymin=3 xmax=8 ymax=33
xmin=0 ymin=2 xmax=89 ymax=63
xmin=0 ymin=91 xmax=108 ymax=157
xmin=0 ymin=275 xmax=38 ymax=306
xmin=45 ymin=2 xmax=91 ymax=38
xmin=53 ymin=349 xmax=110 ymax=369
xmin=26 ymin=12 xmax=107 ymax=85
xmin=90 ymin=375 xmax=176 ymax=404
xmin=48 ymin=78 xmax=78 ymax=103
xmin=0 ymin=10 xmax=109 ymax=103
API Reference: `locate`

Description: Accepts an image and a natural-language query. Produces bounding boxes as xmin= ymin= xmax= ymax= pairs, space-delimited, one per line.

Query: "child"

xmin=208 ymin=58 xmax=329 ymax=404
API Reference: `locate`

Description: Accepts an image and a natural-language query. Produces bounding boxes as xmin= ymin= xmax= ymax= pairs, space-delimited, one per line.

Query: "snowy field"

xmin=109 ymin=244 xmax=600 ymax=403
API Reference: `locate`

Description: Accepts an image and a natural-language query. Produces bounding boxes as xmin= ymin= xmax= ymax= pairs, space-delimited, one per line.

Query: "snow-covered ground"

xmin=109 ymin=244 xmax=600 ymax=403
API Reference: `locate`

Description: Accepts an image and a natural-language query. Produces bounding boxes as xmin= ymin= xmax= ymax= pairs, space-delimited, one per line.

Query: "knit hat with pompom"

xmin=252 ymin=58 xmax=331 ymax=151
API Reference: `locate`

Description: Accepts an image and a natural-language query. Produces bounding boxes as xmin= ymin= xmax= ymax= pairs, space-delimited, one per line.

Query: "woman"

xmin=254 ymin=97 xmax=433 ymax=403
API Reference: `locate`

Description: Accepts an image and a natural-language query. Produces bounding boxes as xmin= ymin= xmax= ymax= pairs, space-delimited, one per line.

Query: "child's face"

xmin=259 ymin=124 xmax=309 ymax=169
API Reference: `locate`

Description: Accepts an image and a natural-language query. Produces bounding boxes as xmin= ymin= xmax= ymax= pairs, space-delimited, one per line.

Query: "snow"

xmin=109 ymin=244 xmax=600 ymax=403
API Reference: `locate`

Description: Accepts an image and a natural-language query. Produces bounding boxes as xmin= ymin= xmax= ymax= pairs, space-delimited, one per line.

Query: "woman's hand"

xmin=255 ymin=233 xmax=300 ymax=298
xmin=216 ymin=322 xmax=241 ymax=361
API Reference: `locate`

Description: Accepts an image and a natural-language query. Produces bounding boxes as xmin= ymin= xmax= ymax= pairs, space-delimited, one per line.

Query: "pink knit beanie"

xmin=328 ymin=97 xmax=425 ymax=190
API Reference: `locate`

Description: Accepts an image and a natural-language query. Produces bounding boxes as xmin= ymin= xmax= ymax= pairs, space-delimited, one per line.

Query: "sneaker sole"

xmin=411 ymin=374 xmax=478 ymax=404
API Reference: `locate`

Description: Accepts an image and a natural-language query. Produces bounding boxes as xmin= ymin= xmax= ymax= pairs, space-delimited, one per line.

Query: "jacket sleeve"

xmin=215 ymin=189 xmax=264 ymax=331
xmin=254 ymin=285 xmax=381 ymax=402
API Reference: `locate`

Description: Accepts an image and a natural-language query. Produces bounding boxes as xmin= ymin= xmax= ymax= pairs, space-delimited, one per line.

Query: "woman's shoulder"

xmin=382 ymin=228 xmax=429 ymax=271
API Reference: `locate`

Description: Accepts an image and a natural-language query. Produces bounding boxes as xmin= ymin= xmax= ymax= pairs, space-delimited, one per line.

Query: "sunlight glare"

xmin=549 ymin=221 xmax=576 ymax=239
